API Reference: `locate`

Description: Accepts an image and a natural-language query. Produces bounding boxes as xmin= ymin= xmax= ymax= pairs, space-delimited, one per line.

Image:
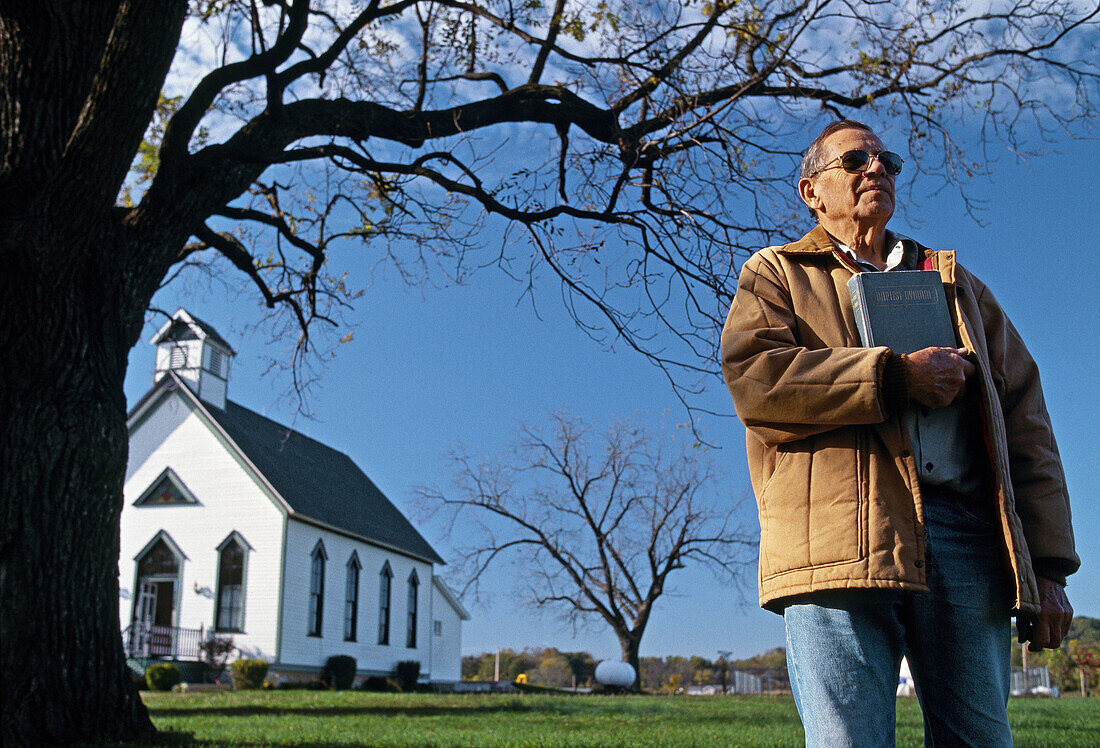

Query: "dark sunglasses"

xmin=815 ymin=149 xmax=904 ymax=177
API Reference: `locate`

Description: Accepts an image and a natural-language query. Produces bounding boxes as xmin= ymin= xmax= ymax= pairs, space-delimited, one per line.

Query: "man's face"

xmin=800 ymin=128 xmax=896 ymax=228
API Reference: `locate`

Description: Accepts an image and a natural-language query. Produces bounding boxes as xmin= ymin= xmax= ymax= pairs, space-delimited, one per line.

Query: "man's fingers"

xmin=1017 ymin=616 xmax=1033 ymax=644
xmin=1025 ymin=616 xmax=1051 ymax=651
xmin=904 ymin=347 xmax=975 ymax=408
xmin=1052 ymin=597 xmax=1073 ymax=647
xmin=1029 ymin=578 xmax=1073 ymax=650
xmin=950 ymin=348 xmax=975 ymax=378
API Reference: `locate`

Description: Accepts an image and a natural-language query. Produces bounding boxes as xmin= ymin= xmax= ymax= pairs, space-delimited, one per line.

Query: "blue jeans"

xmin=783 ymin=489 xmax=1013 ymax=747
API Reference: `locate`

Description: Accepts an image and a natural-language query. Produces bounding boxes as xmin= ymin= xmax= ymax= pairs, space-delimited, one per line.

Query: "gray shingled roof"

xmin=207 ymin=400 xmax=443 ymax=565
xmin=151 ymin=310 xmax=235 ymax=352
xmin=184 ymin=312 xmax=234 ymax=350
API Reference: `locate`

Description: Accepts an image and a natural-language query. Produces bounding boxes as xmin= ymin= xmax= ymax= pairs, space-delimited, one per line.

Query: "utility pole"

xmin=1021 ymin=641 xmax=1029 ymax=693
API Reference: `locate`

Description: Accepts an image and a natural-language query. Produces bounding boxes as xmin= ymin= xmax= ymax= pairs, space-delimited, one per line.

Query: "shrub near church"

xmin=229 ymin=659 xmax=269 ymax=690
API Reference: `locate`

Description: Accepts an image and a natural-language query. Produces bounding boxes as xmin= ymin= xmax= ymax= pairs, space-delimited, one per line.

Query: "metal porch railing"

xmin=122 ymin=622 xmax=205 ymax=660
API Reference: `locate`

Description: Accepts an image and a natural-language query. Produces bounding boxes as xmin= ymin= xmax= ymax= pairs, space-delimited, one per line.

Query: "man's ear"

xmin=798 ymin=177 xmax=822 ymax=216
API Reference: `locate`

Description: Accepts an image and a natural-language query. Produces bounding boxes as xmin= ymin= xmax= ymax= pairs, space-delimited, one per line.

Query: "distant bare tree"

xmin=420 ymin=414 xmax=753 ymax=686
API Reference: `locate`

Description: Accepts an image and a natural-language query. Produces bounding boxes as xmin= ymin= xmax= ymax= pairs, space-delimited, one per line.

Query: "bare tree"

xmin=1 ymin=0 xmax=1097 ymax=741
xmin=419 ymin=414 xmax=754 ymax=686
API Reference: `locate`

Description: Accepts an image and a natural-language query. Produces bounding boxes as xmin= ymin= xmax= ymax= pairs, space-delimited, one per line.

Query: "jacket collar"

xmin=772 ymin=224 xmax=839 ymax=257
xmin=774 ymin=225 xmax=957 ymax=284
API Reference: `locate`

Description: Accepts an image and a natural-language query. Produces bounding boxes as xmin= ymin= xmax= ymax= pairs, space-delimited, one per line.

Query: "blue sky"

xmin=124 ymin=128 xmax=1099 ymax=663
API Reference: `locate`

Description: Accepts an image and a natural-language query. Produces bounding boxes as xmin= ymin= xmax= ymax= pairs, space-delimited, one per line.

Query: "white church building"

xmin=118 ymin=309 xmax=468 ymax=684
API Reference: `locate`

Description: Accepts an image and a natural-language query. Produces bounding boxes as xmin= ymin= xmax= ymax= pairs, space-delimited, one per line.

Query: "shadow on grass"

xmin=148 ymin=697 xmax=805 ymax=723
xmin=147 ymin=701 xmax=543 ymax=719
xmin=103 ymin=732 xmax=383 ymax=747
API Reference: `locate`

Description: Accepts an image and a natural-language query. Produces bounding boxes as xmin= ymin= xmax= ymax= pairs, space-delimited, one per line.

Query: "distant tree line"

xmin=461 ymin=647 xmax=789 ymax=693
xmin=462 ymin=615 xmax=1100 ymax=696
xmin=463 ymin=648 xmax=598 ymax=689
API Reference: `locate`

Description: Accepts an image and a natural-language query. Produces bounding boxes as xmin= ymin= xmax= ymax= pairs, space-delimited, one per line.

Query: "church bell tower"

xmin=150 ymin=308 xmax=235 ymax=410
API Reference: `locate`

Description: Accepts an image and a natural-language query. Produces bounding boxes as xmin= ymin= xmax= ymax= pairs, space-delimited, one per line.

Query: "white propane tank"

xmin=594 ymin=660 xmax=636 ymax=688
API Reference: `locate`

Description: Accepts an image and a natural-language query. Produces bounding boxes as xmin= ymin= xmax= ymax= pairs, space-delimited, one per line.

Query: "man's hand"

xmin=903 ymin=347 xmax=975 ymax=409
xmin=1020 ymin=578 xmax=1074 ymax=651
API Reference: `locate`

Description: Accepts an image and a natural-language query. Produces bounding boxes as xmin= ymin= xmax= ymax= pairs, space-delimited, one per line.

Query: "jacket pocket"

xmin=758 ymin=428 xmax=865 ymax=580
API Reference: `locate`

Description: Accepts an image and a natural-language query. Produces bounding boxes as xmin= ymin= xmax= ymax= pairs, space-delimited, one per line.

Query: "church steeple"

xmin=150 ymin=309 xmax=235 ymax=410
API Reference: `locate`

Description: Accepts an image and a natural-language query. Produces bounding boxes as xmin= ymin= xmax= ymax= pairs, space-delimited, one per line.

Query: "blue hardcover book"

xmin=848 ymin=270 xmax=959 ymax=466
xmin=846 ymin=270 xmax=955 ymax=353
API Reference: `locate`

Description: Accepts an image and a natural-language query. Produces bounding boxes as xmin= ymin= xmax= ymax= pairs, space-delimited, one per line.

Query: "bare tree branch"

xmin=124 ymin=0 xmax=1100 ymax=415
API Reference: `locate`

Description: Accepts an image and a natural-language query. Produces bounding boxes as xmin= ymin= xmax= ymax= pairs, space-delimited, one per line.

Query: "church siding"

xmin=278 ymin=519 xmax=435 ymax=679
xmin=120 ymin=390 xmax=285 ymax=661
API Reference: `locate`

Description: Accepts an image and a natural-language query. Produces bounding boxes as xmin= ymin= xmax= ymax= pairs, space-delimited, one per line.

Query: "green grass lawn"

xmin=123 ymin=691 xmax=1100 ymax=747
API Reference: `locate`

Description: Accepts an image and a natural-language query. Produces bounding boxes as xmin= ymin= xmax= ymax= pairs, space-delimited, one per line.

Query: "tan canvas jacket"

xmin=721 ymin=225 xmax=1078 ymax=614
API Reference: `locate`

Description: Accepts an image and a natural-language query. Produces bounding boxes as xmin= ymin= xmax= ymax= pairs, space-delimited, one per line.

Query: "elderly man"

xmin=720 ymin=120 xmax=1078 ymax=746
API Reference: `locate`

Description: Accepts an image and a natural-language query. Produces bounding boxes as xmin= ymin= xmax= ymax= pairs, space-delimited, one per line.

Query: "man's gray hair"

xmin=799 ymin=119 xmax=875 ymax=219
xmin=799 ymin=119 xmax=875 ymax=180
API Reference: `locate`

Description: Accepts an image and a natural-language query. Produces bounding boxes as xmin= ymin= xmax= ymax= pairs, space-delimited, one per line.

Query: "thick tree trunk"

xmin=619 ymin=634 xmax=642 ymax=691
xmin=0 ymin=227 xmax=155 ymax=743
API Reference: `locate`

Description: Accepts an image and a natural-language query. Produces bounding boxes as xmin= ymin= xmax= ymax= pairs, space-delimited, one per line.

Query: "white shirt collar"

xmin=836 ymin=234 xmax=909 ymax=272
